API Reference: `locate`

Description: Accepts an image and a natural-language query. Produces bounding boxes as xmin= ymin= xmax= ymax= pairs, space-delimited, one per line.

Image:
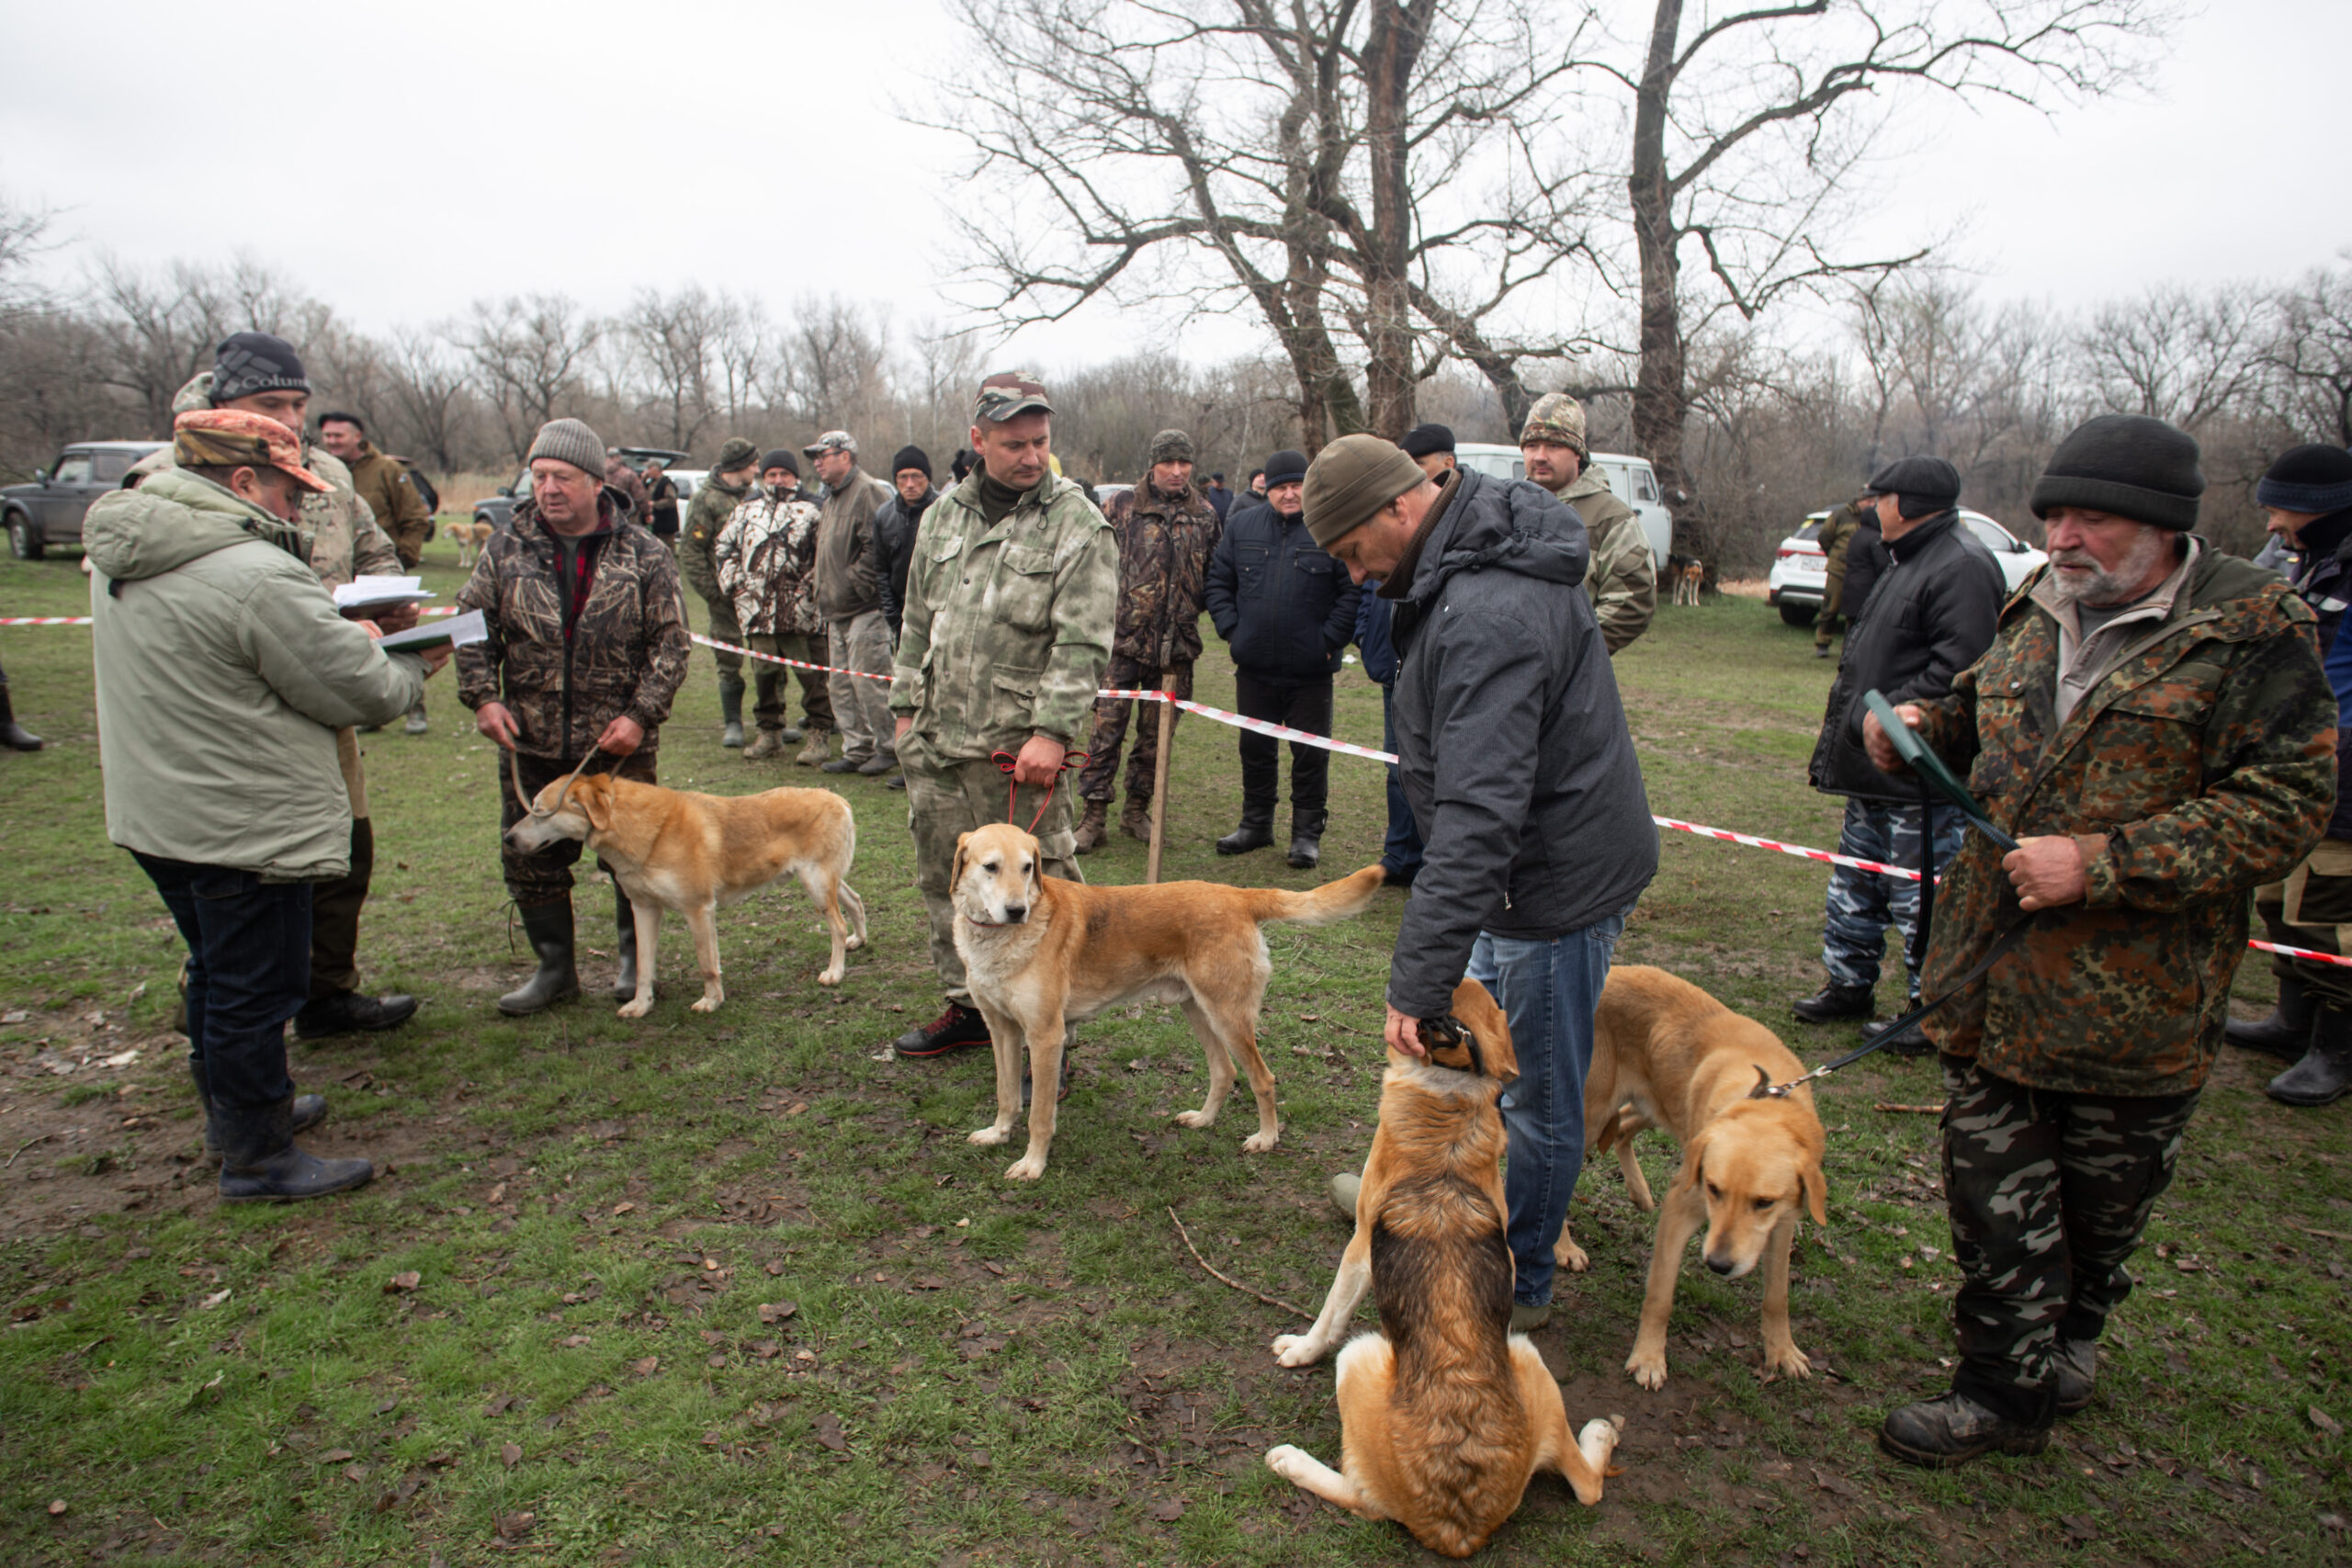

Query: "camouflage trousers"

xmin=699 ymin=592 xmax=744 ymax=681
xmin=1078 ymin=657 xmax=1191 ymax=806
xmin=1940 ymin=1055 xmax=2199 ymax=1425
xmin=903 ymin=749 xmax=1082 ymax=1003
xmin=1820 ymin=798 xmax=1965 ymax=995
xmin=2253 ymin=836 xmax=2352 ymax=1010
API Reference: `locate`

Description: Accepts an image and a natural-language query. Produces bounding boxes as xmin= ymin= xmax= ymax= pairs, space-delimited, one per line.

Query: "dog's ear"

xmin=950 ymin=832 xmax=972 ymax=897
xmin=578 ymin=776 xmax=610 ymax=832
xmin=1670 ymin=1127 xmax=1713 ymax=1197
xmin=1746 ymin=1064 xmax=1775 ymax=1100
xmin=1799 ymin=1154 xmax=1828 ymax=1225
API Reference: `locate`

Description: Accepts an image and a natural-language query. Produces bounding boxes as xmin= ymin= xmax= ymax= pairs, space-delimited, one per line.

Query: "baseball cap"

xmin=173 ymin=409 xmax=330 ymax=493
xmin=803 ymin=430 xmax=857 ymax=458
xmin=974 ymin=370 xmax=1053 ymax=423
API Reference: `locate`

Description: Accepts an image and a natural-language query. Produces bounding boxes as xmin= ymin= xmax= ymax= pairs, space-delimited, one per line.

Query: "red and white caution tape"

xmin=1650 ymin=815 xmax=1922 ymax=880
xmin=0 ymin=615 xmax=91 ymax=626
xmin=1100 ymin=689 xmax=1407 ymax=765
xmin=693 ymin=632 xmax=893 ymax=681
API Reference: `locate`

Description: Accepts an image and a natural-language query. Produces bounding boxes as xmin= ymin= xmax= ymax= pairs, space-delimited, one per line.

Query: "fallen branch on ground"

xmin=1872 ymin=1103 xmax=1943 ymax=1115
xmin=1168 ymin=1206 xmax=1313 ymax=1321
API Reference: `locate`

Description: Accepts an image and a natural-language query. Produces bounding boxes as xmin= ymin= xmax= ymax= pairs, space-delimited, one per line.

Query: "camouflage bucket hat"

xmin=174 ymin=409 xmax=331 ymax=492
xmin=974 ymin=370 xmax=1052 ymax=423
xmin=1520 ymin=391 xmax=1589 ymax=459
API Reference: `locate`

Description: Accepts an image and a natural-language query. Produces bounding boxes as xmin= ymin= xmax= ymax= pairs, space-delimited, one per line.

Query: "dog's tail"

xmin=1246 ymin=864 xmax=1386 ymax=929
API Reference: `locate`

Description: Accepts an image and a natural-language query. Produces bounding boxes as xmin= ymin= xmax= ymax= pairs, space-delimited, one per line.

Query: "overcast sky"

xmin=3 ymin=0 xmax=2344 ymax=368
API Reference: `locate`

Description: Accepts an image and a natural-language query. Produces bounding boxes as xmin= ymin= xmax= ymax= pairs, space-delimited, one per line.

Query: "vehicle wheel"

xmin=7 ymin=513 xmax=40 ymax=561
xmin=1778 ymin=602 xmax=1816 ymax=627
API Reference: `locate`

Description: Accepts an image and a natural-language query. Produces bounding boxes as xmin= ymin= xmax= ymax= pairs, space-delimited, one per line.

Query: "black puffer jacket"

xmin=874 ymin=486 xmax=936 ymax=638
xmin=1807 ymin=509 xmax=2004 ymax=801
xmin=1384 ymin=468 xmax=1658 ymax=1019
xmin=1204 ymin=501 xmax=1361 ymax=679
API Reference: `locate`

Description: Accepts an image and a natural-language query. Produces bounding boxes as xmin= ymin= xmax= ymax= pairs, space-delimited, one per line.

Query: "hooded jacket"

xmin=1383 ymin=468 xmax=1659 ymax=1019
xmin=85 ymin=469 xmax=426 ymax=879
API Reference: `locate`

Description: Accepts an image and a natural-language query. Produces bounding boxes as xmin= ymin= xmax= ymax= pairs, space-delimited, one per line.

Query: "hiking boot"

xmin=1877 ymin=1392 xmax=2051 ymax=1468
xmin=2227 ymin=976 xmax=2314 ymax=1060
xmin=1508 ymin=1302 xmax=1552 ymax=1334
xmin=821 ymin=756 xmax=862 ymax=773
xmin=1073 ymin=801 xmax=1110 ymax=854
xmin=1287 ymin=808 xmax=1327 ymax=870
xmin=2267 ymin=1005 xmax=2352 ymax=1107
xmin=1792 ymin=982 xmax=1874 ymax=1023
xmin=741 ymin=728 xmax=785 ymax=761
xmin=498 ymin=899 xmax=580 ymax=1015
xmin=612 ymin=890 xmax=640 ymax=1003
xmin=893 ymin=1001 xmax=990 ymax=1058
xmin=795 ymin=730 xmax=832 ymax=767
xmin=1328 ymin=1171 xmax=1360 ymax=1224
xmin=1120 ymin=796 xmax=1153 ymax=841
xmin=2053 ymin=1338 xmax=2098 ymax=1416
xmin=293 ymin=990 xmax=419 ymax=1041
xmin=191 ymin=1059 xmax=323 ymax=1162
xmin=719 ymin=678 xmax=746 ymax=749
xmin=403 ymin=700 xmax=428 ymax=736
xmin=858 ymin=753 xmax=896 ymax=775
xmin=1216 ymin=804 xmax=1275 ymax=857
xmin=217 ymin=1097 xmax=373 ymax=1203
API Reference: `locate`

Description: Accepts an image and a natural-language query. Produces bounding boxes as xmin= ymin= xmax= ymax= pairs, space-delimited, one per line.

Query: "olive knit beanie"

xmin=2030 ymin=414 xmax=2205 ymax=531
xmin=1302 ymin=434 xmax=1426 ymax=547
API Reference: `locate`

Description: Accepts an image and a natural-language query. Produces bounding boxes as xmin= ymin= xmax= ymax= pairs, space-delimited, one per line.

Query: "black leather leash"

xmin=1754 ymin=919 xmax=2030 ymax=1098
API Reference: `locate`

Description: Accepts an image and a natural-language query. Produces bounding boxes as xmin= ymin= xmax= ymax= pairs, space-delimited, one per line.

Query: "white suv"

xmin=1453 ymin=443 xmax=1674 ymax=571
xmin=1767 ymin=508 xmax=2047 ymax=626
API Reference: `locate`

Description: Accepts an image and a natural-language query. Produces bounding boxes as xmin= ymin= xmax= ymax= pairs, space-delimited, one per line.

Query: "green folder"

xmin=1863 ymin=689 xmax=2018 ymax=852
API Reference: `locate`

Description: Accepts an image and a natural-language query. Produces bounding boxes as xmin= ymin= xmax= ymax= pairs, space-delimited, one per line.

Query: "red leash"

xmin=991 ymin=749 xmax=1089 ymax=834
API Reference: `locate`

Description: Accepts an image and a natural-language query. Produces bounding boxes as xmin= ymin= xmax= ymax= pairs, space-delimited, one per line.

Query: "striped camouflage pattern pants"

xmin=1940 ymin=1055 xmax=2199 ymax=1424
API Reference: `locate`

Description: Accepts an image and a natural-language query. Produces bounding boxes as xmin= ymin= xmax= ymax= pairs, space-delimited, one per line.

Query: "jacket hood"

xmin=85 ymin=467 xmax=307 ymax=582
xmin=173 ymin=372 xmax=213 ymax=416
xmin=1403 ymin=468 xmax=1589 ymax=605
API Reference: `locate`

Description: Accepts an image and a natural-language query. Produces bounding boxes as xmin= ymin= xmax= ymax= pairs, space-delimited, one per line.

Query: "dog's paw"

xmin=1577 ymin=1416 xmax=1622 ymax=1468
xmin=816 ymin=968 xmax=843 ymax=987
xmin=844 ymin=934 xmax=865 ymax=951
xmin=1265 ymin=1444 xmax=1310 ymax=1483
xmin=689 ymin=997 xmax=721 ymax=1013
xmin=1272 ymin=1334 xmax=1324 ymax=1369
xmin=1555 ymin=1236 xmax=1590 ymax=1272
xmin=1762 ymin=1342 xmax=1813 ymax=1382
xmin=1003 ymin=1155 xmax=1046 ymax=1181
xmin=616 ymin=998 xmax=653 ymax=1020
xmin=1171 ymin=1109 xmax=1213 ymax=1130
xmin=1625 ymin=1346 xmax=1669 ymax=1391
xmin=1241 ymin=1130 xmax=1279 ymax=1154
xmin=967 ymin=1125 xmax=1011 ymax=1146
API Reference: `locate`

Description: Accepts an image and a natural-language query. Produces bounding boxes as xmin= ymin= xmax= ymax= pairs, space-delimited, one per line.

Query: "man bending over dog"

xmin=1306 ymin=433 xmax=1659 ymax=1333
xmin=1865 ymin=414 xmax=2335 ymax=1467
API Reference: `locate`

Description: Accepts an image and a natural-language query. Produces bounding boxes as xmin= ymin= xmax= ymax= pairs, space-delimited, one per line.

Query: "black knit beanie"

xmin=2256 ymin=444 xmax=2352 ymax=515
xmin=1400 ymin=423 xmax=1456 ymax=459
xmin=209 ymin=332 xmax=311 ymax=404
xmin=2030 ymin=414 xmax=2205 ymax=531
xmin=890 ymin=445 xmax=932 ymax=479
xmin=758 ymin=447 xmax=799 ymax=478
xmin=1261 ymin=448 xmax=1309 ymax=490
xmin=1866 ymin=454 xmax=1962 ymax=520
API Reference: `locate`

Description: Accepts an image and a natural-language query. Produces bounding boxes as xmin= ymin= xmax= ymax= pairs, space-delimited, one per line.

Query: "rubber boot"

xmin=718 ymin=678 xmax=746 ymax=749
xmin=612 ymin=889 xmax=640 ymax=1003
xmin=498 ymin=899 xmax=581 ymax=1015
xmin=1287 ymin=808 xmax=1327 ymax=870
xmin=2226 ymin=975 xmax=2314 ymax=1060
xmin=1120 ymin=796 xmax=1153 ymax=841
xmin=0 ymin=678 xmax=41 ymax=751
xmin=190 ymin=1057 xmax=323 ymax=1162
xmin=1216 ymin=802 xmax=1276 ymax=857
xmin=2267 ymin=1004 xmax=2352 ymax=1106
xmin=217 ymin=1096 xmax=373 ymax=1203
xmin=1073 ymin=801 xmax=1110 ymax=855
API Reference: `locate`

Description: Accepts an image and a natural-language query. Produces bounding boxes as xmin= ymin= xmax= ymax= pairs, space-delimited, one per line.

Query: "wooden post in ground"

xmin=1145 ymin=685 xmax=1177 ymax=885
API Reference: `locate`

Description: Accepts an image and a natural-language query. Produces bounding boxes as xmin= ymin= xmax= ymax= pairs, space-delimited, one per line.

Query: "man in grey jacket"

xmin=1305 ymin=434 xmax=1658 ymax=1330
xmin=808 ymin=430 xmax=899 ymax=775
xmin=88 ymin=410 xmax=447 ymax=1204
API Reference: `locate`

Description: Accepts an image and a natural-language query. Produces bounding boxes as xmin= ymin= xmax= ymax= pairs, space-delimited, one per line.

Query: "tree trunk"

xmin=1629 ymin=0 xmax=1704 ymax=561
xmin=1358 ymin=1 xmax=1435 ymax=441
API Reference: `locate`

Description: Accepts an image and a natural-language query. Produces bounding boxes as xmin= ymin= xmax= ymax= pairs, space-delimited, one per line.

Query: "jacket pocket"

xmin=1235 ymin=543 xmax=1270 ymax=602
xmin=2074 ymin=673 xmax=2218 ymax=824
xmin=992 ymin=545 xmax=1056 ymax=632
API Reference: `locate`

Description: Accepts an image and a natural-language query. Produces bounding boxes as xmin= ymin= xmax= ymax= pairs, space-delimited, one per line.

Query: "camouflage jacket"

xmin=1914 ymin=542 xmax=2336 ymax=1095
xmin=1816 ymin=502 xmax=1866 ymax=609
xmin=454 ymin=494 xmax=692 ymax=760
xmin=679 ymin=473 xmax=752 ymax=604
xmin=346 ymin=440 xmax=433 ymax=564
xmin=713 ymin=492 xmax=824 ymax=637
xmin=1555 ymin=469 xmax=1654 ymax=655
xmin=1102 ymin=480 xmax=1222 ymax=667
xmin=889 ymin=470 xmax=1116 ymax=763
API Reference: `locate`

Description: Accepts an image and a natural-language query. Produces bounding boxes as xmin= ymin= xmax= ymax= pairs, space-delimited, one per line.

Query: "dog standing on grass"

xmin=1268 ymin=977 xmax=1625 ymax=1557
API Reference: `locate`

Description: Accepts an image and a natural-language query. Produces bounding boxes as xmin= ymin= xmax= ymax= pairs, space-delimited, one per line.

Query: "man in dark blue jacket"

xmin=1305 ymin=434 xmax=1658 ymax=1331
xmin=1353 ymin=581 xmax=1421 ymax=886
xmin=1204 ymin=448 xmax=1361 ymax=867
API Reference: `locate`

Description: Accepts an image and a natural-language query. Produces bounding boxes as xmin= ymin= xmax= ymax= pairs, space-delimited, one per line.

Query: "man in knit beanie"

xmin=1521 ymin=392 xmax=1655 ymax=654
xmin=1860 ymin=413 xmax=2335 ymax=1468
xmin=682 ymin=436 xmax=763 ymax=749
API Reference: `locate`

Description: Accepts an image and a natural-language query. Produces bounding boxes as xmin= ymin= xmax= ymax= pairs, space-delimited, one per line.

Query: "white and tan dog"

xmin=949 ymin=821 xmax=1383 ymax=1181
xmin=449 ymin=518 xmax=492 ymax=570
xmin=505 ymin=772 xmax=866 ymax=1017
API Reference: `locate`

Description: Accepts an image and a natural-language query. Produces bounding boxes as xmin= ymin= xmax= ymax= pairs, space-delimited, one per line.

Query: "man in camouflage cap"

xmin=1075 ymin=427 xmax=1221 ymax=852
xmin=1864 ymin=414 xmax=2335 ymax=1469
xmin=680 ymin=437 xmax=763 ymax=749
xmin=886 ymin=372 xmax=1116 ymax=1061
xmin=1521 ymin=393 xmax=1655 ymax=654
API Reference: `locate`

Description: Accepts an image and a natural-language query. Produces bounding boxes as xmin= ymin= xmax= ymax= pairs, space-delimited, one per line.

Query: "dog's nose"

xmin=1704 ymin=1254 xmax=1736 ymax=1276
xmin=1002 ymin=905 xmax=1028 ymax=922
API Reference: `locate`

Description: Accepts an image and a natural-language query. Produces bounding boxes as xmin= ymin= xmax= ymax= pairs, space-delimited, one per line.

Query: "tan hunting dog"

xmin=506 ymin=772 xmax=866 ymax=1017
xmin=1555 ymin=964 xmax=1828 ymax=1388
xmin=1268 ymin=977 xmax=1624 ymax=1557
xmin=949 ymin=821 xmax=1383 ymax=1181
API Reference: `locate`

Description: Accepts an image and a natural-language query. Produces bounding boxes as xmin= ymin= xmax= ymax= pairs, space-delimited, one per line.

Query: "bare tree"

xmin=2077 ymin=280 xmax=2261 ymax=432
xmin=623 ymin=286 xmax=727 ymax=451
xmin=85 ymin=254 xmax=330 ymax=432
xmin=2258 ymin=255 xmax=2352 ymax=447
xmin=779 ymin=295 xmax=892 ymax=440
xmin=458 ymin=294 xmax=601 ymax=462
xmin=384 ymin=329 xmax=477 ymax=475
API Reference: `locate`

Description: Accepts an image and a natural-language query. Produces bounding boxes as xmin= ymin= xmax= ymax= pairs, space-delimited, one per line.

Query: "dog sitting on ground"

xmin=1554 ymin=964 xmax=1827 ymax=1388
xmin=1267 ymin=977 xmax=1625 ymax=1557
xmin=505 ymin=773 xmax=866 ymax=1017
xmin=948 ymin=821 xmax=1384 ymax=1181
xmin=451 ymin=519 xmax=492 ymax=570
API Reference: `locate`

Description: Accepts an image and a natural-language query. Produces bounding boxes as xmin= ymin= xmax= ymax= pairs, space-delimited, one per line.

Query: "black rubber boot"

xmin=191 ymin=1058 xmax=323 ymax=1162
xmin=1792 ymin=982 xmax=1875 ymax=1023
xmin=0 ymin=678 xmax=41 ymax=751
xmin=1286 ymin=808 xmax=1327 ymax=870
xmin=612 ymin=889 xmax=639 ymax=1002
xmin=1877 ymin=1391 xmax=2051 ymax=1468
xmin=718 ymin=678 xmax=746 ymax=749
xmin=293 ymin=990 xmax=419 ymax=1041
xmin=2267 ymin=1004 xmax=2352 ymax=1107
xmin=1216 ymin=802 xmax=1276 ymax=857
xmin=498 ymin=899 xmax=581 ymax=1015
xmin=2052 ymin=1338 xmax=2098 ymax=1416
xmin=2227 ymin=975 xmax=2314 ymax=1060
xmin=217 ymin=1097 xmax=373 ymax=1203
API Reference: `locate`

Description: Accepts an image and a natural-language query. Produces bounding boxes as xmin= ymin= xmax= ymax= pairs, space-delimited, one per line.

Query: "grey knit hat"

xmin=2030 ymin=414 xmax=2205 ymax=532
xmin=526 ymin=417 xmax=605 ymax=478
xmin=1302 ymin=434 xmax=1426 ymax=547
xmin=1148 ymin=428 xmax=1195 ymax=466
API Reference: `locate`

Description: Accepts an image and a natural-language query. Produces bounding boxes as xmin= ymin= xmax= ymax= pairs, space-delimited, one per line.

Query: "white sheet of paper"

xmin=377 ymin=609 xmax=486 ymax=652
xmin=334 ymin=574 xmax=435 ymax=610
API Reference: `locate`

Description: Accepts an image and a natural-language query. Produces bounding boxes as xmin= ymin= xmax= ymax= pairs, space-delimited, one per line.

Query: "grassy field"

xmin=0 ymin=532 xmax=2344 ymax=1566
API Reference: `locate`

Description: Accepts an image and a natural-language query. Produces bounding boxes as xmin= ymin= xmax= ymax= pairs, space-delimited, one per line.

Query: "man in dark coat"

xmin=873 ymin=445 xmax=940 ymax=791
xmin=1793 ymin=457 xmax=2005 ymax=1038
xmin=2232 ymin=441 xmax=2352 ymax=1105
xmin=1305 ymin=434 xmax=1657 ymax=1332
xmin=1203 ymin=447 xmax=1360 ymax=868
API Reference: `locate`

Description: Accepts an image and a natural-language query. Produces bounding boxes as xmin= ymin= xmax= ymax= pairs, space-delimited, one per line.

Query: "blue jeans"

xmin=1468 ymin=909 xmax=1628 ymax=1309
xmin=1378 ymin=685 xmax=1423 ymax=880
xmin=132 ymin=853 xmax=309 ymax=1112
xmin=1819 ymin=798 xmax=1964 ymax=998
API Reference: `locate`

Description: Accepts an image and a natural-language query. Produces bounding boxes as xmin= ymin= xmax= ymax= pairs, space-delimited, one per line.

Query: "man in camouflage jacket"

xmin=680 ymin=438 xmax=761 ymax=747
xmin=886 ymin=371 xmax=1116 ymax=1060
xmin=1521 ymin=392 xmax=1655 ymax=655
xmin=714 ymin=450 xmax=834 ymax=762
xmin=1864 ymin=415 xmax=2335 ymax=1470
xmin=1074 ymin=427 xmax=1222 ymax=852
xmin=1811 ymin=491 xmax=1871 ymax=658
xmin=458 ymin=418 xmax=692 ymax=1018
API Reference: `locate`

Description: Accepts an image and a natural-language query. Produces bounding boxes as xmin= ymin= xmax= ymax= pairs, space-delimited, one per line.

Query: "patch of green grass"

xmin=0 ymin=549 xmax=2342 ymax=1565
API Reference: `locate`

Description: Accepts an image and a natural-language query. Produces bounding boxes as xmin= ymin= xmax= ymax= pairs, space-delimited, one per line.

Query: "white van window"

xmin=1634 ymin=468 xmax=1658 ymax=502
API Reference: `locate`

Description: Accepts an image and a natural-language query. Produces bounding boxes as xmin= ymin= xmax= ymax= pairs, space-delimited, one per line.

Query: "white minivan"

xmin=1453 ymin=442 xmax=1674 ymax=571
